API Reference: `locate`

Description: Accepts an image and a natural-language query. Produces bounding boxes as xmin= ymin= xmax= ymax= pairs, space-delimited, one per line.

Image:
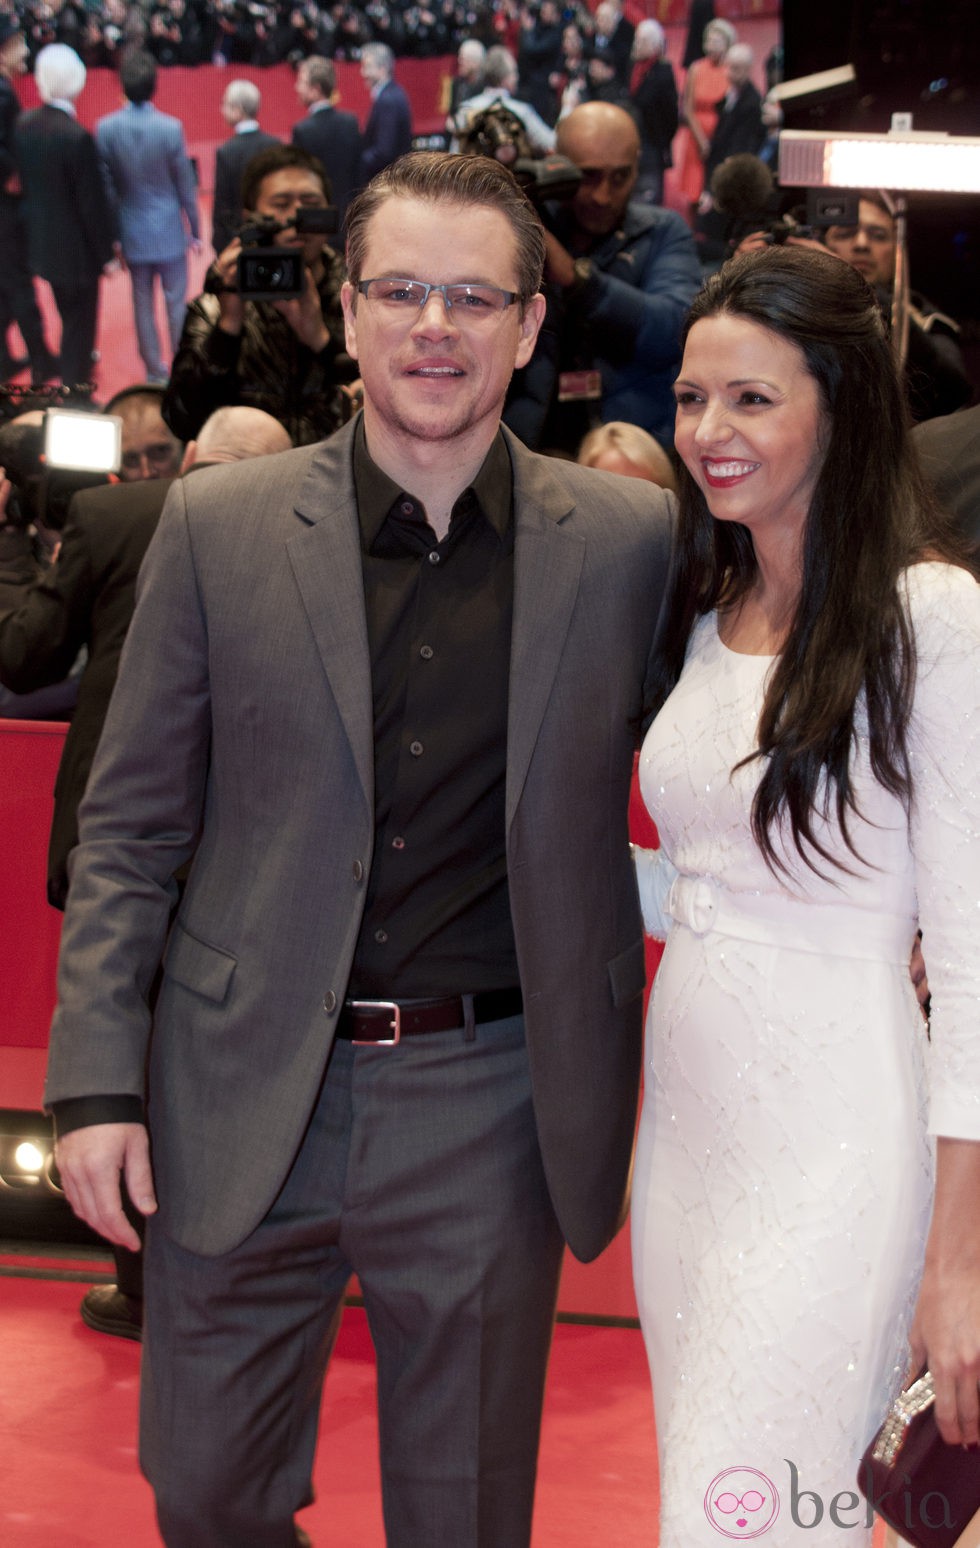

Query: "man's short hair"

xmin=34 ymin=42 xmax=85 ymax=104
xmin=345 ymin=150 xmax=545 ymax=309
xmin=483 ymin=46 xmax=516 ymax=89
xmin=361 ymin=42 xmax=394 ymax=78
xmin=103 ymin=383 xmax=168 ymax=417
xmin=300 ymin=55 xmax=336 ymax=98
xmin=120 ymin=48 xmax=157 ymax=104
xmin=225 ymin=78 xmax=261 ymax=119
xmin=241 ymin=144 xmax=331 ymax=213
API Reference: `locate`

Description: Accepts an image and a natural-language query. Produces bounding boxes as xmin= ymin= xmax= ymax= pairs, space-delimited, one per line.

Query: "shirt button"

xmin=427 ymin=550 xmax=440 ymax=565
xmin=419 ymin=644 xmax=434 ymax=660
xmin=400 ymin=500 xmax=414 ymax=516
xmin=374 ymin=928 xmax=388 ymax=944
xmin=392 ymin=836 xmax=405 ymax=850
xmin=352 ymin=860 xmax=363 ymax=881
xmin=409 ymin=740 xmax=423 ymax=757
xmin=323 ymin=990 xmax=337 ymax=1014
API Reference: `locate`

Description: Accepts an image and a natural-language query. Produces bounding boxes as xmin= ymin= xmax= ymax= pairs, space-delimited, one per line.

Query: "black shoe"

xmin=79 ymin=1284 xmax=143 ymax=1342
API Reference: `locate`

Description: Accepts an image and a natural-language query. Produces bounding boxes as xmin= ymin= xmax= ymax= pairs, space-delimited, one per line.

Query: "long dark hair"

xmin=651 ymin=245 xmax=968 ymax=876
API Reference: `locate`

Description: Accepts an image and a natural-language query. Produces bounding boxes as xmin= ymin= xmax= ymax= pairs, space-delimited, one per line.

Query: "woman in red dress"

xmin=674 ymin=17 xmax=736 ymax=211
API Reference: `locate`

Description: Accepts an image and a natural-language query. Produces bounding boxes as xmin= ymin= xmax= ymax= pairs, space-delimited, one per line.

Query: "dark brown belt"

xmin=336 ymin=987 xmax=524 ymax=1046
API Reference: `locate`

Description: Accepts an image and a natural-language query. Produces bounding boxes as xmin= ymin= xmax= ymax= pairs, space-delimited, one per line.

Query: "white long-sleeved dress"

xmin=632 ymin=563 xmax=980 ymax=1547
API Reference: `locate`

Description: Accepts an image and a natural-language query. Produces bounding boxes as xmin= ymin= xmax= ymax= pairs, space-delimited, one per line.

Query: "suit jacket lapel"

xmin=286 ymin=423 xmax=374 ymax=807
xmin=505 ymin=430 xmax=585 ymax=829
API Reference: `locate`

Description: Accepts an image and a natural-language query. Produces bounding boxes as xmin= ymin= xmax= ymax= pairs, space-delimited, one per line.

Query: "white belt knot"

xmin=666 ymin=874 xmax=718 ymax=936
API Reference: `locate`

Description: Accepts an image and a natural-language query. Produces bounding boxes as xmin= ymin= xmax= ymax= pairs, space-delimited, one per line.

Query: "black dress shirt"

xmin=348 ymin=419 xmax=518 ymax=997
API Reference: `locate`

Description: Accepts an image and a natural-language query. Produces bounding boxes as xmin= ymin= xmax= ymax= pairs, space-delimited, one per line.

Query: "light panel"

xmin=778 ymin=131 xmax=980 ymax=194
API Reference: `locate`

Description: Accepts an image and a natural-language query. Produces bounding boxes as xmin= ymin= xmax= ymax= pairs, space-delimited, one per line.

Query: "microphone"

xmin=709 ymin=154 xmax=775 ymax=224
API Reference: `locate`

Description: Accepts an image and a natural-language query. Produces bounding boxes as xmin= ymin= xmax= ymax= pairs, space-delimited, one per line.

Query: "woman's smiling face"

xmin=673 ymin=313 xmax=828 ymax=552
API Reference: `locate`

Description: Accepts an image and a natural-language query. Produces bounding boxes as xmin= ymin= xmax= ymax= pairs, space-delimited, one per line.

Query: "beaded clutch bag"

xmin=858 ymin=1371 xmax=980 ymax=1547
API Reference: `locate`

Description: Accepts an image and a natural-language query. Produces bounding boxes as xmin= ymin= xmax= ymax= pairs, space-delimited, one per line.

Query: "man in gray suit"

xmin=96 ymin=50 xmax=201 ymax=384
xmin=47 ymin=152 xmax=673 ymax=1548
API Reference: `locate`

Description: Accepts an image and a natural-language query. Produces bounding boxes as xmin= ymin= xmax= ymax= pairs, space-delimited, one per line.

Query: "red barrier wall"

xmin=0 ymin=720 xmax=65 ymax=1115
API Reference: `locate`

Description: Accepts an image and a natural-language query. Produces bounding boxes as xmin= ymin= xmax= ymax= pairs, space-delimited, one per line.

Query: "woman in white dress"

xmin=631 ymin=247 xmax=980 ymax=1546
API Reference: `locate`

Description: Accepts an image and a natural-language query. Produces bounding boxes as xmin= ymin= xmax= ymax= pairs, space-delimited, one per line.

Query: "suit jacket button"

xmin=352 ymin=860 xmax=363 ymax=881
xmin=323 ymin=991 xmax=337 ymax=1014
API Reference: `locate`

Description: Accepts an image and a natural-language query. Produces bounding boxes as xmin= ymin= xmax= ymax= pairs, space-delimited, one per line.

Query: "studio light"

xmin=0 ymin=1121 xmax=61 ymax=1194
xmin=13 ymin=1141 xmax=45 ymax=1176
xmin=778 ymin=129 xmax=980 ymax=195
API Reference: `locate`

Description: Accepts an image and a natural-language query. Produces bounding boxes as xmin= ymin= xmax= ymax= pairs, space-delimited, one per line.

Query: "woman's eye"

xmin=674 ymin=391 xmax=702 ymax=408
xmin=739 ymin=391 xmax=771 ymax=406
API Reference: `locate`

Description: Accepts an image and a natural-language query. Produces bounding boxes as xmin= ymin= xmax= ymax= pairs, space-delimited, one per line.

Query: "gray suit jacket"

xmin=46 ymin=422 xmax=673 ymax=1262
xmin=96 ymin=101 xmax=199 ymax=263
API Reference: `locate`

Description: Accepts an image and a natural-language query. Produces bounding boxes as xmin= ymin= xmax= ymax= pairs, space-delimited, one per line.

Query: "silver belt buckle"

xmin=349 ymin=999 xmax=401 ymax=1046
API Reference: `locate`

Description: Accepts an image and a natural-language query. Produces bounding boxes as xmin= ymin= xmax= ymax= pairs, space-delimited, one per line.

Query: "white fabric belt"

xmin=665 ymin=873 xmax=916 ymax=964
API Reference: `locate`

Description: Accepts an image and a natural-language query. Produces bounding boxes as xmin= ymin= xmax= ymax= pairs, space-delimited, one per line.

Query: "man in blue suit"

xmin=359 ymin=42 xmax=412 ymax=184
xmin=97 ymin=50 xmax=201 ymax=384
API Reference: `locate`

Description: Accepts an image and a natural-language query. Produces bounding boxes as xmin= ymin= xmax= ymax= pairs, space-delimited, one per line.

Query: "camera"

xmin=207 ymin=209 xmax=339 ymax=301
xmin=456 ymin=104 xmax=582 ymax=210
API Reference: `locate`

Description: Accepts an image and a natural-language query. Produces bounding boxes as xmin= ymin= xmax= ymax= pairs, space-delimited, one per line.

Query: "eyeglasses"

xmin=357 ymin=278 xmax=520 ymax=320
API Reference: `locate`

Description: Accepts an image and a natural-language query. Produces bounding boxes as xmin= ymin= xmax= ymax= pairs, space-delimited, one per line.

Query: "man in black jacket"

xmin=15 ymin=43 xmax=115 ymax=391
xmin=696 ymin=42 xmax=764 ymax=261
xmin=164 ymin=145 xmax=354 ymax=446
xmin=291 ymin=54 xmax=362 ymax=247
xmin=0 ymin=17 xmax=58 ymax=382
xmin=212 ymin=78 xmax=279 ymax=255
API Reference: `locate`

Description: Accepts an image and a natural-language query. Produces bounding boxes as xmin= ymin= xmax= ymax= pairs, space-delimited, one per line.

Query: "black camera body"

xmin=235 ymin=208 xmax=339 ymax=301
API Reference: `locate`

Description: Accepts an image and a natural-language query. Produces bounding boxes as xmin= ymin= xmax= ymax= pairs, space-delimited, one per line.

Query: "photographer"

xmin=147 ymin=0 xmax=203 ymax=67
xmin=504 ymin=100 xmax=700 ymax=454
xmin=163 ymin=144 xmax=354 ymax=446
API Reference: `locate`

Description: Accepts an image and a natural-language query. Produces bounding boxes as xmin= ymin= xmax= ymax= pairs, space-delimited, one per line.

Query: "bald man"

xmin=504 ymin=100 xmax=699 ymax=454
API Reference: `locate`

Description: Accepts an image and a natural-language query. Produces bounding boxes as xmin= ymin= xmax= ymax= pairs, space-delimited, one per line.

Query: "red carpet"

xmin=0 ymin=1267 xmax=659 ymax=1547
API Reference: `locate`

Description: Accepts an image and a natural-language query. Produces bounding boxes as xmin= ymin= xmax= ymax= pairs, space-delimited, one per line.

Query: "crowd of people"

xmin=0 ymin=12 xmax=979 ymax=1544
xmin=4 ymin=0 xmax=640 ymax=69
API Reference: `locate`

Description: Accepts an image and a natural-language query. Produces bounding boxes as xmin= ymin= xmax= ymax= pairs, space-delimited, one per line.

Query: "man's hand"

xmin=910 ymin=930 xmax=930 ymax=1019
xmin=55 ymin=1122 xmax=157 ymax=1251
xmin=543 ymin=228 xmax=576 ymax=290
xmin=213 ymin=237 xmax=246 ymax=334
xmin=271 ymin=265 xmax=330 ymax=352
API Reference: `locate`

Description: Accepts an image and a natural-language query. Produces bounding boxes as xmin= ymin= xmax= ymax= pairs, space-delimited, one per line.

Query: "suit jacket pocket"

xmin=164 ymin=921 xmax=237 ymax=1005
xmin=607 ymin=938 xmax=646 ymax=1008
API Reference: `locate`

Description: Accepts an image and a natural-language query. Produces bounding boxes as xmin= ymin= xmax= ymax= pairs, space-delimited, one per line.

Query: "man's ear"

xmin=340 ymin=280 xmax=359 ymax=360
xmin=515 ymin=291 xmax=547 ymax=370
xmin=180 ymin=440 xmax=197 ymax=473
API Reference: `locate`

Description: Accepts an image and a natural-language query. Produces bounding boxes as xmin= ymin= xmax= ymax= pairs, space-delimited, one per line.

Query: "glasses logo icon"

xmin=704 ymin=1467 xmax=780 ymax=1539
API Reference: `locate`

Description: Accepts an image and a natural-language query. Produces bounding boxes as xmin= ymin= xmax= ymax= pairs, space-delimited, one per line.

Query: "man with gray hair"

xmin=212 ymin=79 xmax=280 ymax=255
xmin=14 ymin=43 xmax=115 ymax=391
xmin=630 ymin=18 xmax=678 ymax=206
xmin=453 ymin=45 xmax=556 ymax=155
xmin=447 ymin=36 xmax=486 ymax=121
xmin=358 ymin=41 xmax=412 ymax=183
xmin=697 ymin=41 xmax=764 ymax=259
xmin=292 ymin=55 xmax=362 ymax=244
